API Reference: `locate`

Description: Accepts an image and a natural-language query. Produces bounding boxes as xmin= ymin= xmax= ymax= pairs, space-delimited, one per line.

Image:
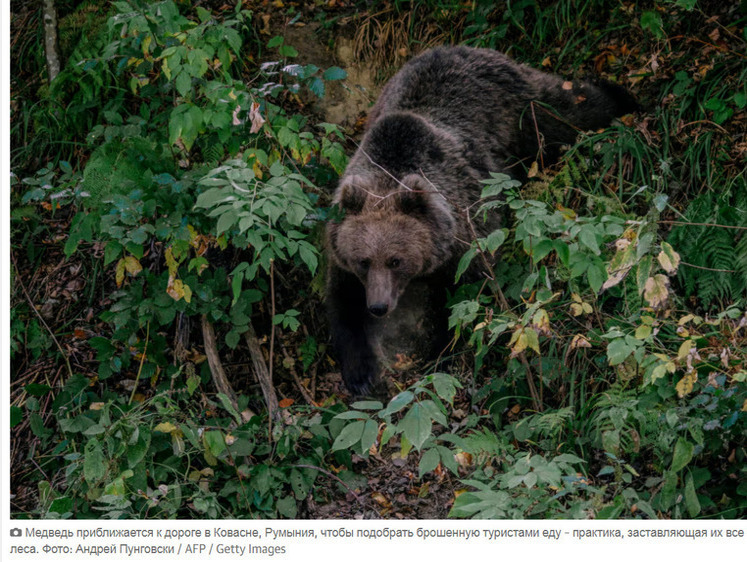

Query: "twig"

xmin=269 ymin=259 xmax=277 ymax=405
xmin=530 ymin=101 xmax=545 ymax=171
xmin=128 ymin=321 xmax=149 ymax=406
xmin=281 ymin=347 xmax=315 ymax=405
xmin=657 ymin=220 xmax=747 ymax=231
xmin=680 ymin=261 xmax=736 ymax=273
xmin=11 ymin=253 xmax=74 ymax=380
xmin=291 ymin=464 xmax=367 ymax=507
xmin=462 ymin=209 xmax=543 ymax=412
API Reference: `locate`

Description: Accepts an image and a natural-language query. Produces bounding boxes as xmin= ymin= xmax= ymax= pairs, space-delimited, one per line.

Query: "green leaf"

xmin=203 ymin=430 xmax=227 ymax=458
xmin=48 ymin=496 xmax=73 ymax=515
xmin=83 ymin=439 xmax=106 ymax=483
xmin=675 ymin=0 xmax=697 ymax=10
xmin=360 ymin=419 xmax=379 ymax=453
xmin=308 ymin=77 xmax=325 ymax=98
xmin=104 ymin=240 xmax=123 ymax=266
xmin=290 ymin=468 xmax=309 ymax=501
xmin=322 ymin=66 xmax=347 ymax=81
xmin=331 ymin=420 xmax=365 ymax=451
xmin=455 ymin=247 xmax=477 ymax=282
xmin=684 ymin=472 xmax=701 ymax=517
xmin=553 ymin=240 xmax=570 ymax=266
xmin=671 ymin=437 xmax=694 ymax=472
xmin=276 ymin=495 xmax=297 ymax=518
xmin=418 ymin=447 xmax=440 ymax=478
xmin=530 ymin=239 xmax=554 ymax=262
xmin=640 ymin=10 xmax=664 ymax=38
xmin=175 ymin=71 xmax=192 ymax=97
xmin=587 ymin=262 xmax=607 ymax=294
xmin=431 ymin=373 xmax=457 ymax=405
xmin=279 ymin=44 xmax=298 ymax=58
xmin=636 ymin=255 xmax=652 ymax=295
xmin=401 ymin=403 xmax=432 ymax=451
xmin=10 ymin=406 xmax=22 ymax=428
xmin=578 ymin=226 xmax=600 ymax=254
xmin=607 ymin=338 xmax=633 ymax=366
xmin=126 ymin=430 xmax=150 ymax=469
xmin=24 ymin=383 xmax=52 ymax=396
xmin=379 ymin=390 xmax=414 ymax=417
xmin=267 ymin=35 xmax=284 ymax=48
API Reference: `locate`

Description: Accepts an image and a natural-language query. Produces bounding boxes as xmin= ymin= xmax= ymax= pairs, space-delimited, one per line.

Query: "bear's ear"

xmin=336 ymin=175 xmax=368 ymax=215
xmin=396 ymin=174 xmax=454 ymax=228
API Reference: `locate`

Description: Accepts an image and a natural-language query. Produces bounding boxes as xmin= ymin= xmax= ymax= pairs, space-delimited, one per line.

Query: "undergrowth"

xmin=10 ymin=0 xmax=747 ymax=519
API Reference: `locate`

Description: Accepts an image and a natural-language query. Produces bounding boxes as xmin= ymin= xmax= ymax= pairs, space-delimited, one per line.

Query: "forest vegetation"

xmin=9 ymin=0 xmax=747 ymax=519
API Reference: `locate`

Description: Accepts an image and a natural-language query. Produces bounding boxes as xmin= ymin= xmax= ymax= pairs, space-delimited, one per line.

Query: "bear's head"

xmin=328 ymin=173 xmax=456 ymax=318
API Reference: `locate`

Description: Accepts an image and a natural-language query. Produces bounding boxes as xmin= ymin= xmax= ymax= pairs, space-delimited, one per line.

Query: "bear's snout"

xmin=368 ymin=303 xmax=389 ymax=317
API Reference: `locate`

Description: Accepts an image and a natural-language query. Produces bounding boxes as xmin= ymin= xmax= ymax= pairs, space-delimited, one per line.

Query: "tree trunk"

xmin=41 ymin=0 xmax=61 ymax=83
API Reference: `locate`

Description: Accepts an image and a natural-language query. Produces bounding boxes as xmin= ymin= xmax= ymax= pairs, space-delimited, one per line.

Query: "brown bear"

xmin=326 ymin=46 xmax=637 ymax=395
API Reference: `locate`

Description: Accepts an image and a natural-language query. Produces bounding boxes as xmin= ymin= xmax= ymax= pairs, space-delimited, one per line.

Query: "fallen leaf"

xmin=278 ymin=398 xmax=294 ymax=408
xmin=371 ymin=492 xmax=391 ymax=508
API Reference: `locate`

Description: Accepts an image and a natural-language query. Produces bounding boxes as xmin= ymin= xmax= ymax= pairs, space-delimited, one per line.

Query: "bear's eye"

xmin=359 ymin=259 xmax=371 ymax=271
xmin=387 ymin=257 xmax=401 ymax=269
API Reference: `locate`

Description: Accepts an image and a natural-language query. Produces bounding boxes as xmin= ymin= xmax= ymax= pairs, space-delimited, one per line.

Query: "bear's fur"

xmin=327 ymin=46 xmax=637 ymax=395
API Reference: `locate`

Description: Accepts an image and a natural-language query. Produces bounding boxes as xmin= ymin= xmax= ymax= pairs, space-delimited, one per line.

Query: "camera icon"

xmin=10 ymin=528 xmax=22 ymax=537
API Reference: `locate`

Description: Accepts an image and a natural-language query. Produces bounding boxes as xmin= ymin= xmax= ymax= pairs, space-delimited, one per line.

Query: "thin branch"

xmin=680 ymin=261 xmax=736 ymax=273
xmin=529 ymin=101 xmax=545 ymax=171
xmin=657 ymin=220 xmax=747 ymax=231
xmin=128 ymin=321 xmax=149 ymax=406
xmin=281 ymin=347 xmax=315 ymax=405
xmin=291 ymin=464 xmax=367 ymax=506
xmin=11 ymin=253 xmax=73 ymax=380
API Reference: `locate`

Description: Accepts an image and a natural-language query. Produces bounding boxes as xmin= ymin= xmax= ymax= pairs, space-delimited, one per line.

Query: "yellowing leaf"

xmin=650 ymin=364 xmax=669 ymax=383
xmin=509 ymin=327 xmax=541 ymax=357
xmin=115 ymin=259 xmax=126 ymax=288
xmin=676 ymin=371 xmax=697 ymax=398
xmin=167 ymin=276 xmax=192 ymax=303
xmin=123 ymin=256 xmax=142 ymax=276
xmin=657 ymin=242 xmax=681 ymax=274
xmin=677 ymin=339 xmax=694 ymax=362
xmin=531 ymin=309 xmax=551 ymax=336
xmin=643 ymin=274 xmax=670 ymax=309
xmin=524 ymin=327 xmax=541 ymax=355
xmin=154 ymin=422 xmax=178 ymax=434
xmin=557 ymin=205 xmax=577 ymax=220
xmin=602 ymin=235 xmax=637 ymax=291
xmin=635 ymin=324 xmax=652 ymax=339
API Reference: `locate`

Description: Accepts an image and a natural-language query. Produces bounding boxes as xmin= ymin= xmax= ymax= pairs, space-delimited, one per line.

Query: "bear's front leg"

xmin=326 ymin=265 xmax=379 ymax=395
